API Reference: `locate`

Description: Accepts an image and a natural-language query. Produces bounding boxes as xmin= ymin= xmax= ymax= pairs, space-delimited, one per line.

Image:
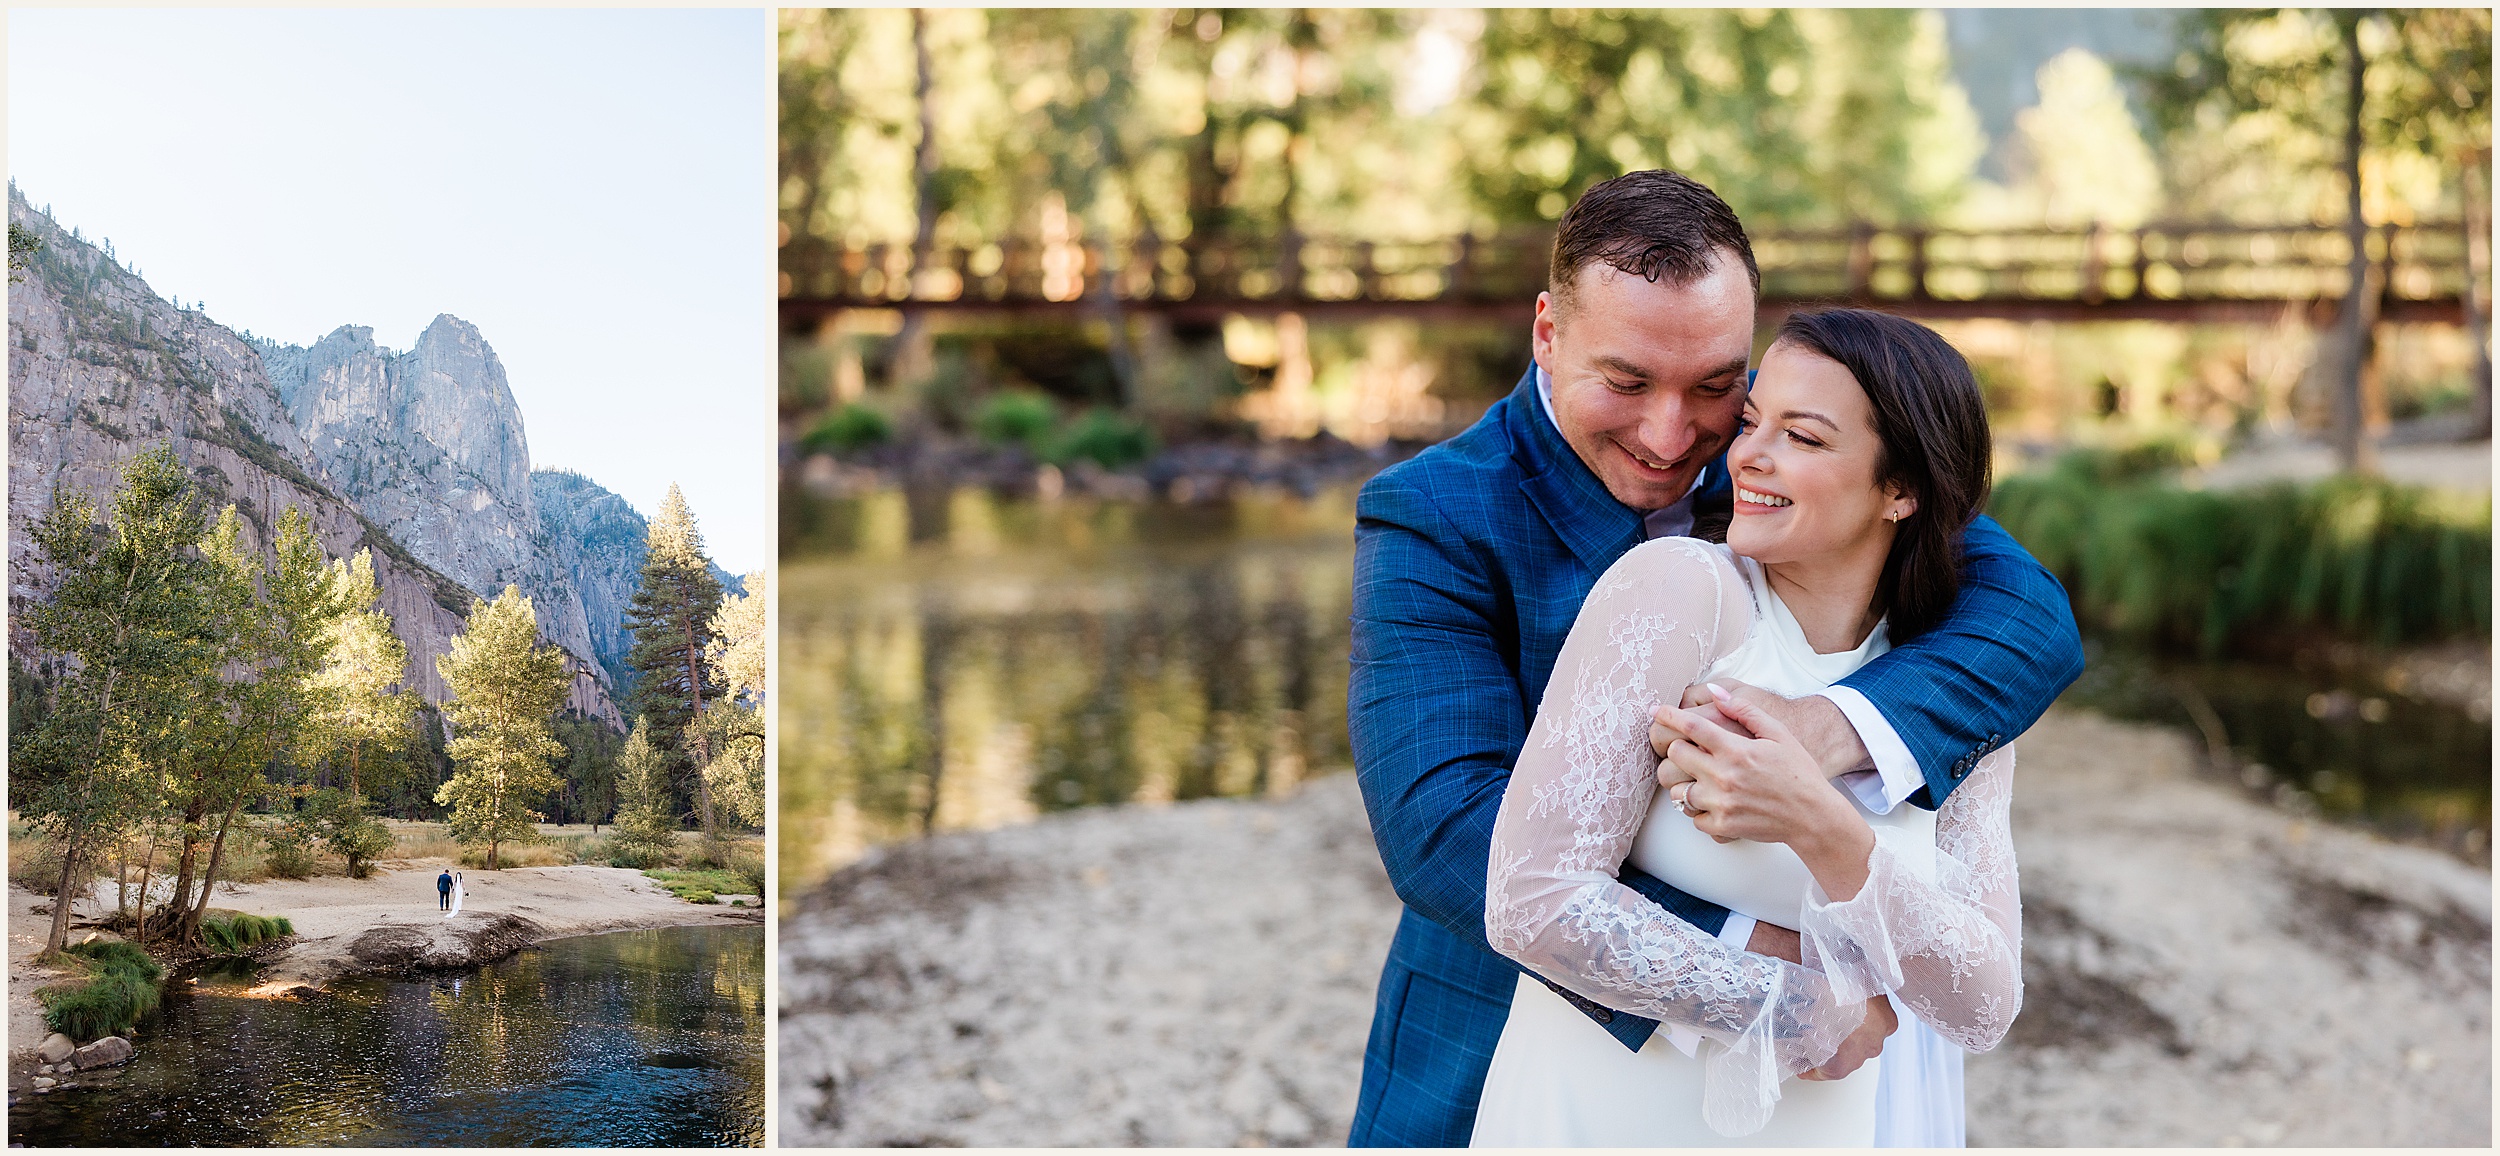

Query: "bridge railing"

xmin=781 ymin=222 xmax=2473 ymax=319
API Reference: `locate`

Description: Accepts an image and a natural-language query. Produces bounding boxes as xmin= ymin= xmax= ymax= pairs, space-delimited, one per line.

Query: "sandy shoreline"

xmin=8 ymin=857 xmax=759 ymax=1068
xmin=778 ymin=707 xmax=2490 ymax=1147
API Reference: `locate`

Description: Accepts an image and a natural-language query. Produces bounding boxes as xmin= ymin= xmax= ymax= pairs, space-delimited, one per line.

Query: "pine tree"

xmin=606 ymin=716 xmax=679 ymax=868
xmin=622 ymin=484 xmax=725 ymax=836
xmin=435 ymin=586 xmax=570 ymax=869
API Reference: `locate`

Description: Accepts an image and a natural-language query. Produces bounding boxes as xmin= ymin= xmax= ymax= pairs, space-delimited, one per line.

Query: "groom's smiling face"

xmin=1532 ymin=256 xmax=1755 ymax=511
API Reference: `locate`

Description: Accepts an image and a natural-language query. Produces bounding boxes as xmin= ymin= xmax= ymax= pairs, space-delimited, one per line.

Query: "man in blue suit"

xmin=1345 ymin=171 xmax=2083 ymax=1146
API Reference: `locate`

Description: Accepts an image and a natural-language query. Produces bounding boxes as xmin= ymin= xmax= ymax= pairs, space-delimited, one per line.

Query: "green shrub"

xmin=974 ymin=390 xmax=1060 ymax=453
xmin=1991 ymin=455 xmax=2492 ymax=654
xmin=39 ymin=939 xmax=167 ymax=1042
xmin=729 ymin=845 xmax=766 ymax=900
xmin=801 ymin=403 xmax=893 ymax=455
xmin=258 ymin=813 xmax=321 ymax=880
xmin=1051 ymin=408 xmax=1155 ymax=469
xmin=311 ymin=789 xmax=393 ymax=879
xmin=606 ymin=842 xmax=673 ymax=870
xmin=643 ymin=867 xmax=750 ymax=904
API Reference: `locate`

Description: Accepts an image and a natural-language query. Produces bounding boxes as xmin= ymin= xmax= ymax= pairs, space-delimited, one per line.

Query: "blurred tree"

xmin=1456 ymin=9 xmax=1980 ymax=227
xmin=2140 ymin=8 xmax=2492 ymax=468
xmin=1962 ymin=49 xmax=2163 ymax=228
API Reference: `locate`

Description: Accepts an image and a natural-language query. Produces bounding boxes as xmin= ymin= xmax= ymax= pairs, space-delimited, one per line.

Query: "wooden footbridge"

xmin=781 ymin=222 xmax=2478 ymax=329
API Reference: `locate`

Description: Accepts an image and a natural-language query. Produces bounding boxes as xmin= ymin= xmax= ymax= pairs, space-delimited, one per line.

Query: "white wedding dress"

xmin=1474 ymin=538 xmax=2023 ymax=1146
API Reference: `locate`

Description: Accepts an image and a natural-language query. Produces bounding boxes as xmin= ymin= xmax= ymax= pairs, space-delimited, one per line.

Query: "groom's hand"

xmin=1746 ymin=920 xmax=1803 ymax=964
xmin=1797 ymin=996 xmax=1897 ymax=1082
xmin=1658 ymin=681 xmax=1873 ymax=779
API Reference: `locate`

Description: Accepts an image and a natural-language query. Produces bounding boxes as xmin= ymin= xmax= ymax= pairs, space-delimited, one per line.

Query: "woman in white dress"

xmin=1474 ymin=309 xmax=2025 ymax=1145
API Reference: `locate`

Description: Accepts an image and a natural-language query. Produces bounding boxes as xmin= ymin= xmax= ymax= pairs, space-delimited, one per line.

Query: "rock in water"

xmin=36 ymin=1033 xmax=74 ymax=1063
xmin=71 ymin=1036 xmax=133 ymax=1070
xmin=345 ymin=912 xmax=546 ymax=974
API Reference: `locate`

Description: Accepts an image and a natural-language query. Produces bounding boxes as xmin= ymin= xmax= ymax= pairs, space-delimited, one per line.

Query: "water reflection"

xmin=779 ymin=487 xmax=1356 ymax=898
xmin=8 ymin=925 xmax=765 ymax=1147
xmin=780 ymin=487 xmax=2495 ymax=898
xmin=2062 ymin=641 xmax=2492 ymax=863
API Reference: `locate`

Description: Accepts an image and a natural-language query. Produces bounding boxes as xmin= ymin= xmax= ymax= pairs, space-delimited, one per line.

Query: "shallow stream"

xmin=779 ymin=487 xmax=2492 ymax=894
xmin=8 ymin=924 xmax=765 ymax=1147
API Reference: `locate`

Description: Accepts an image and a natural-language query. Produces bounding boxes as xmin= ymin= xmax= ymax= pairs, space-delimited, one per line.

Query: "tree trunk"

xmin=890 ymin=7 xmax=945 ymax=392
xmin=2465 ymin=151 xmax=2492 ymax=440
xmin=2330 ymin=13 xmax=2379 ymax=474
xmin=133 ymin=833 xmax=157 ymax=948
xmin=162 ymin=792 xmax=209 ymax=930
xmin=44 ymin=842 xmax=81 ymax=956
xmin=686 ymin=619 xmax=717 ymax=838
xmin=181 ymin=796 xmax=246 ymax=943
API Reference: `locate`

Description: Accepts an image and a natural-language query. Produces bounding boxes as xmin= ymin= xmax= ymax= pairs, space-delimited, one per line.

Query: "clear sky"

xmin=9 ymin=8 xmax=771 ymax=574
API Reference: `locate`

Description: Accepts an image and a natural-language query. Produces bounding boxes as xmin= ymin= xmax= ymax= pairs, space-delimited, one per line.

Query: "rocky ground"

xmin=8 ymin=858 xmax=761 ymax=1097
xmin=777 ymin=708 xmax=2491 ymax=1148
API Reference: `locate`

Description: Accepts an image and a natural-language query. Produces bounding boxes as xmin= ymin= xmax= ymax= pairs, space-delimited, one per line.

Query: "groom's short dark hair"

xmin=1548 ymin=170 xmax=1759 ymax=309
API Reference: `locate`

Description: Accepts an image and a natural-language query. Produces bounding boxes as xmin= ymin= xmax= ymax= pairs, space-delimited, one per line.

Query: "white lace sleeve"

xmin=1485 ymin=538 xmax=1868 ymax=1138
xmin=1796 ymin=746 xmax=2022 ymax=1051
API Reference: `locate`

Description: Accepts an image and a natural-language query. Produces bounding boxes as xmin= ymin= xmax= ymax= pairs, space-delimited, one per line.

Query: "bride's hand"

xmin=1655 ymin=684 xmax=1876 ymax=902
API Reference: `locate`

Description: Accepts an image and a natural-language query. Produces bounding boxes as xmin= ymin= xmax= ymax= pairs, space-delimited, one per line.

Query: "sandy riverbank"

xmin=777 ymin=707 xmax=2490 ymax=1147
xmin=8 ymin=857 xmax=760 ymax=1066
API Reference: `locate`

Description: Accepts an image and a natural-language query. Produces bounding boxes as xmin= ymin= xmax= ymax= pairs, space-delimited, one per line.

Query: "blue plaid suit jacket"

xmin=1345 ymin=369 xmax=2084 ymax=1147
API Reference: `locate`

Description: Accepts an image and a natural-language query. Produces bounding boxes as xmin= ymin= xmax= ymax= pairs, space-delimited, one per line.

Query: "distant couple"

xmin=438 ymin=869 xmax=465 ymax=916
xmin=1346 ymin=171 xmax=2083 ymax=1146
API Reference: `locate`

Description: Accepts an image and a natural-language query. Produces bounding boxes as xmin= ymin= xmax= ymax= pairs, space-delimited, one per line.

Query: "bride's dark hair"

xmin=1771 ymin=308 xmax=1991 ymax=640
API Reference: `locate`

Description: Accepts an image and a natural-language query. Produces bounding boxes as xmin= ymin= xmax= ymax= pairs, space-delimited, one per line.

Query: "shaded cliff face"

xmin=530 ymin=470 xmax=750 ymax=696
xmin=7 ymin=191 xmax=621 ymax=729
xmin=531 ymin=468 xmax=648 ymax=691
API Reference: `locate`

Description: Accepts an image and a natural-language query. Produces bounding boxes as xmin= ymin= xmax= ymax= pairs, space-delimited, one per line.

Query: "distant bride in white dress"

xmin=445 ymin=871 xmax=466 ymax=919
xmin=1475 ymin=309 xmax=2025 ymax=1145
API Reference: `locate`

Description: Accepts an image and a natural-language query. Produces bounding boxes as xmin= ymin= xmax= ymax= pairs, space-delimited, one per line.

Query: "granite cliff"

xmin=7 ymin=190 xmax=627 ymax=728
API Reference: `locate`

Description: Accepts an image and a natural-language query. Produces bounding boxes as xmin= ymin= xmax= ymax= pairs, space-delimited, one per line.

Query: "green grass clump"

xmin=39 ymin=939 xmax=167 ymax=1042
xmin=1991 ymin=452 xmax=2492 ymax=654
xmin=1050 ymin=408 xmax=1155 ymax=469
xmin=974 ymin=390 xmax=1060 ymax=454
xmin=199 ymin=912 xmax=295 ymax=955
xmin=643 ymin=867 xmax=753 ymax=905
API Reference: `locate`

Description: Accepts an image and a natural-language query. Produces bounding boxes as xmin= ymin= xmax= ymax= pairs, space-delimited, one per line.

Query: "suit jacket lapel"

xmin=1506 ymin=369 xmax=1644 ymax=574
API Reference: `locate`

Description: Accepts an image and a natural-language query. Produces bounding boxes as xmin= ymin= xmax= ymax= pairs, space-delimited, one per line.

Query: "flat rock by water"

xmin=346 ymin=913 xmax=545 ymax=973
xmin=70 ymin=1037 xmax=133 ymax=1071
xmin=778 ymin=708 xmax=2490 ymax=1148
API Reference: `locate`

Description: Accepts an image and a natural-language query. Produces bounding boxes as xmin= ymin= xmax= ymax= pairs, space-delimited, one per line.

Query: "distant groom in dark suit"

xmin=1344 ymin=170 xmax=2085 ymax=1146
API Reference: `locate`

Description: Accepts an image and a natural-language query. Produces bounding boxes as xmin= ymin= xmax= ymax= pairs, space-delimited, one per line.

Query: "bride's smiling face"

xmin=1725 ymin=339 xmax=1913 ymax=567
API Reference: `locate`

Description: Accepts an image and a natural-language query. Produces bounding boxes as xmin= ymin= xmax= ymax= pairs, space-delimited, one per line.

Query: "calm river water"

xmin=780 ymin=487 xmax=2492 ymax=897
xmin=8 ymin=924 xmax=765 ymax=1147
